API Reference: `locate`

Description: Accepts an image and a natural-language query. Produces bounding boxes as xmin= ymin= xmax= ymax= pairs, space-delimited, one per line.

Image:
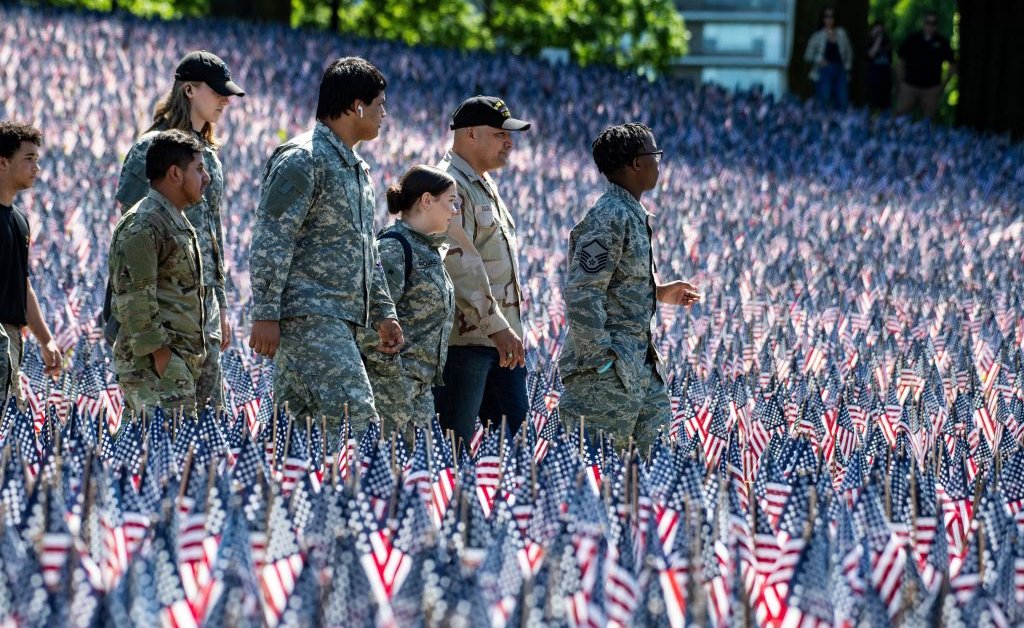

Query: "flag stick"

xmin=390 ymin=431 xmax=398 ymax=478
xmin=306 ymin=415 xmax=312 ymax=461
xmin=425 ymin=420 xmax=436 ymax=476
xmin=321 ymin=414 xmax=328 ymax=469
xmin=178 ymin=442 xmax=195 ymax=503
xmin=281 ymin=418 xmax=294 ymax=481
xmin=578 ymin=415 xmax=585 ymax=459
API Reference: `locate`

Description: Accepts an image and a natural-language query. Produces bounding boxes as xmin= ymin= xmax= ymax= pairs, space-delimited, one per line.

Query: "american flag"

xmin=1 ymin=5 xmax=1024 ymax=625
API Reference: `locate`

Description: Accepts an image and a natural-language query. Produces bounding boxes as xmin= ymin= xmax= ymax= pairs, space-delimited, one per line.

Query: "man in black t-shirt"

xmin=895 ymin=11 xmax=957 ymax=120
xmin=0 ymin=122 xmax=62 ymax=406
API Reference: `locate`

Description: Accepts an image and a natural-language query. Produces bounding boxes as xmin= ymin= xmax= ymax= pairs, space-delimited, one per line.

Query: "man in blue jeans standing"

xmin=433 ymin=96 xmax=532 ymax=447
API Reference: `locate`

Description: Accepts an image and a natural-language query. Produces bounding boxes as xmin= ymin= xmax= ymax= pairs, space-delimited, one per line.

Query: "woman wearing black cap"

xmin=113 ymin=50 xmax=245 ymax=414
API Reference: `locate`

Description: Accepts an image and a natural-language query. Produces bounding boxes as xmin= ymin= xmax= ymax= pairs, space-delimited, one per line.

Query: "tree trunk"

xmin=330 ymin=0 xmax=342 ymax=31
xmin=210 ymin=0 xmax=290 ymax=23
xmin=788 ymin=0 xmax=869 ymax=104
xmin=957 ymin=0 xmax=1024 ymax=138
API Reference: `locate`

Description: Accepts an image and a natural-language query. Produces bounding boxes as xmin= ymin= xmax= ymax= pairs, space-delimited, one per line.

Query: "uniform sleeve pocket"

xmin=264 ymin=160 xmax=313 ymax=220
xmin=266 ymin=180 xmax=299 ymax=219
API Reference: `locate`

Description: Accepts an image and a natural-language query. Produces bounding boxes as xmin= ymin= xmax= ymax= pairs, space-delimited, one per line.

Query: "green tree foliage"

xmin=294 ymin=0 xmax=687 ymax=73
xmin=869 ymin=0 xmax=956 ymax=47
xmin=39 ymin=0 xmax=207 ymax=18
xmin=569 ymin=0 xmax=688 ymax=72
xmin=36 ymin=0 xmax=687 ymax=73
xmin=337 ymin=0 xmax=489 ymax=49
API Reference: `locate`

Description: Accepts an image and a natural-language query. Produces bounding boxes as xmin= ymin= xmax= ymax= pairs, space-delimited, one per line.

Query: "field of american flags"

xmin=4 ymin=5 xmax=1024 ymax=627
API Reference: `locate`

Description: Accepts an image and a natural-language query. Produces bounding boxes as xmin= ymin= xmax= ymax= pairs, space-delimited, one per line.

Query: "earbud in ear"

xmin=358 ymin=106 xmax=364 ymax=118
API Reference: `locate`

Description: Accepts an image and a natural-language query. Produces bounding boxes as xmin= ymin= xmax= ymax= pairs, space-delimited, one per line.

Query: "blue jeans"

xmin=816 ymin=63 xmax=848 ymax=110
xmin=433 ymin=345 xmax=528 ymax=447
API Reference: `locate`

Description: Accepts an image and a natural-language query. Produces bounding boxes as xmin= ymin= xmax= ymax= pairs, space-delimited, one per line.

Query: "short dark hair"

xmin=316 ymin=57 xmax=387 ymax=121
xmin=0 ymin=122 xmax=42 ymax=160
xmin=145 ymin=129 xmax=203 ymax=182
xmin=385 ymin=165 xmax=456 ymax=215
xmin=591 ymin=122 xmax=653 ymax=176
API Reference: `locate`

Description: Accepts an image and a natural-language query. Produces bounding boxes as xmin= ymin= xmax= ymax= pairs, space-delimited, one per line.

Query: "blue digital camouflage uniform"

xmin=250 ymin=122 xmax=397 ymax=434
xmin=358 ymin=221 xmax=454 ymax=442
xmin=108 ymin=189 xmax=206 ymax=416
xmin=116 ymin=128 xmax=227 ymax=409
xmin=558 ymin=182 xmax=671 ymax=451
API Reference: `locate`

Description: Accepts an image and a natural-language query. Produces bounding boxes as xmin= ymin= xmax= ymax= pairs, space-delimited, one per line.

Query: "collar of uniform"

xmin=605 ymin=181 xmax=650 ymax=220
xmin=148 ymin=188 xmax=192 ymax=231
xmin=444 ymin=150 xmax=488 ymax=185
xmin=396 ymin=219 xmax=447 ymax=250
xmin=315 ymin=121 xmax=365 ymax=169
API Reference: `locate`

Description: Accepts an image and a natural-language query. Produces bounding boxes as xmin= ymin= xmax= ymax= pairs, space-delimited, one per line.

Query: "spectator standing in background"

xmin=0 ymin=122 xmax=62 ymax=407
xmin=803 ymin=6 xmax=853 ymax=111
xmin=115 ymin=50 xmax=245 ymax=410
xmin=896 ymin=11 xmax=957 ymax=121
xmin=865 ymin=21 xmax=893 ymax=111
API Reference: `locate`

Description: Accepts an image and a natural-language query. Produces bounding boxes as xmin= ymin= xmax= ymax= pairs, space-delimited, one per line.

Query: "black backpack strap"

xmin=102 ymin=276 xmax=119 ymax=346
xmin=378 ymin=230 xmax=413 ymax=293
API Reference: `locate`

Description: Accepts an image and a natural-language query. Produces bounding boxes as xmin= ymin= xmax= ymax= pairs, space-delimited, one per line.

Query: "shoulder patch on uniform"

xmin=579 ymin=238 xmax=610 ymax=274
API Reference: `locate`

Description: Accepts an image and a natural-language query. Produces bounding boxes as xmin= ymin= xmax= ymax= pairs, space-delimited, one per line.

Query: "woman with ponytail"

xmin=360 ymin=165 xmax=458 ymax=443
xmin=114 ymin=51 xmax=244 ymax=413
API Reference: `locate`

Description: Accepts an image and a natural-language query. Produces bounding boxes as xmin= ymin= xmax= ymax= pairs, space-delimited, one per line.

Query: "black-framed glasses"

xmin=638 ymin=150 xmax=664 ymax=163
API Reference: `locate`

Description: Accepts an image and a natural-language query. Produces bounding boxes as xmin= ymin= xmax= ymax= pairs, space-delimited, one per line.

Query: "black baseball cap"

xmin=450 ymin=96 xmax=530 ymax=131
xmin=174 ymin=51 xmax=245 ymax=97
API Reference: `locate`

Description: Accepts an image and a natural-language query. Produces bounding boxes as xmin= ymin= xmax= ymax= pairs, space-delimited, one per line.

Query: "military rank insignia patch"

xmin=579 ymin=239 xmax=609 ymax=274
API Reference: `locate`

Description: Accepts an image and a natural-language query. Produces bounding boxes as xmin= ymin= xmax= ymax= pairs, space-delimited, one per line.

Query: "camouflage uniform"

xmin=0 ymin=323 xmax=11 ymax=403
xmin=109 ymin=189 xmax=206 ymax=416
xmin=250 ymin=122 xmax=396 ymax=434
xmin=1 ymin=323 xmax=23 ymax=408
xmin=434 ymin=150 xmax=528 ymax=441
xmin=359 ymin=221 xmax=454 ymax=441
xmin=116 ymin=128 xmax=227 ymax=408
xmin=558 ymin=182 xmax=670 ymax=451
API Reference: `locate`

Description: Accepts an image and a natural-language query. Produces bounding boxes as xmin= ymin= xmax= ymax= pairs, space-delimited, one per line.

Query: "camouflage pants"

xmin=2 ymin=324 xmax=24 ymax=409
xmin=274 ymin=314 xmax=378 ymax=437
xmin=367 ymin=362 xmax=434 ymax=446
xmin=119 ymin=350 xmax=199 ymax=418
xmin=0 ymin=324 xmax=12 ymax=406
xmin=558 ymin=361 xmax=670 ymax=452
xmin=194 ymin=296 xmax=223 ymax=410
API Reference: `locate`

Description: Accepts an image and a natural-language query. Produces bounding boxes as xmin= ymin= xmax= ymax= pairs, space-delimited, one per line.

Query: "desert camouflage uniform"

xmin=117 ymin=128 xmax=227 ymax=408
xmin=558 ymin=182 xmax=670 ymax=451
xmin=109 ymin=189 xmax=206 ymax=416
xmin=436 ymin=150 xmax=523 ymax=344
xmin=250 ymin=122 xmax=396 ymax=434
xmin=359 ymin=221 xmax=454 ymax=441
